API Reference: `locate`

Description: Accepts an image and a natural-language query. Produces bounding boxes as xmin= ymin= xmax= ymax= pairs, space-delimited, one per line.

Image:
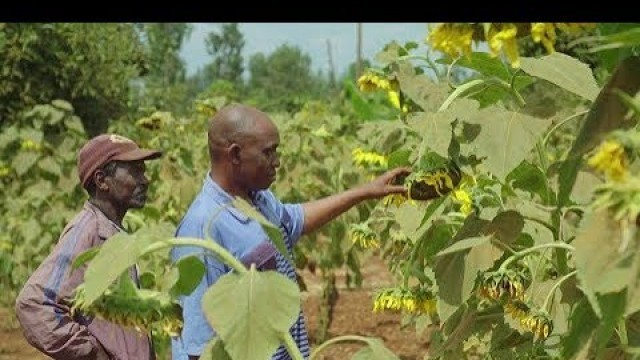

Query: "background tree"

xmin=0 ymin=23 xmax=145 ymax=136
xmin=247 ymin=44 xmax=329 ymax=112
xmin=133 ymin=23 xmax=193 ymax=116
xmin=203 ymin=23 xmax=245 ymax=87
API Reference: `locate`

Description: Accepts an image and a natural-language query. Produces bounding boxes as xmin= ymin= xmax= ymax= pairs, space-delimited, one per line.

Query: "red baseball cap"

xmin=77 ymin=134 xmax=162 ymax=190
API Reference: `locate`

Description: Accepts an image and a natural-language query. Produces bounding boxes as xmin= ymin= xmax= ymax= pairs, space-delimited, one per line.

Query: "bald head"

xmin=207 ymin=104 xmax=276 ymax=161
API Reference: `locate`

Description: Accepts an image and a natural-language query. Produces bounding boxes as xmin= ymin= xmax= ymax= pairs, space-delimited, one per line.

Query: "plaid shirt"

xmin=170 ymin=174 xmax=310 ymax=360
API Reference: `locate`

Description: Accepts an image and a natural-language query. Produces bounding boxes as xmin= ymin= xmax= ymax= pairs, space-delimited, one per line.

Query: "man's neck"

xmin=89 ymin=197 xmax=124 ymax=227
xmin=209 ymin=168 xmax=251 ymax=202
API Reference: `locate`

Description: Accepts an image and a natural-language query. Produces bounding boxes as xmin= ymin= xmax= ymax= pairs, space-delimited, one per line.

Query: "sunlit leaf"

xmin=202 ymin=268 xmax=300 ymax=360
xmin=463 ymin=105 xmax=552 ymax=180
xmin=520 ymin=52 xmax=600 ymax=102
xmin=81 ymin=223 xmax=174 ymax=306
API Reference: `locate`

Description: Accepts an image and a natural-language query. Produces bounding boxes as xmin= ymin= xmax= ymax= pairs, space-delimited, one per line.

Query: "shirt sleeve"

xmin=14 ymin=227 xmax=110 ymax=360
xmin=171 ymin=214 xmax=227 ymax=356
xmin=262 ymin=191 xmax=305 ymax=247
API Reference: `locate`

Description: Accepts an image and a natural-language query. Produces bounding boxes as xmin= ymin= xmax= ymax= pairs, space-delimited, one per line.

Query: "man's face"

xmin=236 ymin=121 xmax=281 ymax=192
xmin=105 ymin=160 xmax=150 ymax=210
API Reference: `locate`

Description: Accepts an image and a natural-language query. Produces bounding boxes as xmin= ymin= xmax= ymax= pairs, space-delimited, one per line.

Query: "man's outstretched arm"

xmin=301 ymin=167 xmax=409 ymax=235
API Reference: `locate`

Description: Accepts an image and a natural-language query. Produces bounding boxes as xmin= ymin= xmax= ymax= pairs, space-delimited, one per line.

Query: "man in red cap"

xmin=15 ymin=133 xmax=162 ymax=360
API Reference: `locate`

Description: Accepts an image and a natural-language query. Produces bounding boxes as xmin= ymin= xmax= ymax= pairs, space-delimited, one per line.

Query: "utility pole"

xmin=326 ymin=39 xmax=336 ymax=90
xmin=356 ymin=23 xmax=363 ymax=81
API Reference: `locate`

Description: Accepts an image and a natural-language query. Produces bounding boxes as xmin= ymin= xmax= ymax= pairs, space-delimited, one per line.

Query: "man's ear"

xmin=229 ymin=143 xmax=242 ymax=165
xmin=93 ymin=170 xmax=109 ymax=192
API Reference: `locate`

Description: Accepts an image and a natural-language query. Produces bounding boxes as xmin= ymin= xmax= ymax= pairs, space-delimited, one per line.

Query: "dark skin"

xmin=88 ymin=160 xmax=150 ymax=227
xmin=187 ymin=105 xmax=409 ymax=360
xmin=207 ymin=104 xmax=410 ymax=236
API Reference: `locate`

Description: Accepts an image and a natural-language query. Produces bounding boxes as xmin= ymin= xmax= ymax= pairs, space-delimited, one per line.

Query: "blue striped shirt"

xmin=170 ymin=174 xmax=310 ymax=360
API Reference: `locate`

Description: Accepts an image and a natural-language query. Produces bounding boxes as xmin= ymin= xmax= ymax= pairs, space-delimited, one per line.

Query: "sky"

xmin=180 ymin=23 xmax=431 ymax=77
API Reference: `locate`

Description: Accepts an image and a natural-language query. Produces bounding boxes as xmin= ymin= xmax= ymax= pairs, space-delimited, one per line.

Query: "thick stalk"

xmin=310 ymin=335 xmax=371 ymax=360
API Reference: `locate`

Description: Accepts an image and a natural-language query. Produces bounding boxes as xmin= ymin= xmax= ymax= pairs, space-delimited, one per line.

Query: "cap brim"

xmin=112 ymin=149 xmax=163 ymax=162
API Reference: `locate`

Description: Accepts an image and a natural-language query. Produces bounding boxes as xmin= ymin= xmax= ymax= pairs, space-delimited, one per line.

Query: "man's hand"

xmin=359 ymin=167 xmax=411 ymax=200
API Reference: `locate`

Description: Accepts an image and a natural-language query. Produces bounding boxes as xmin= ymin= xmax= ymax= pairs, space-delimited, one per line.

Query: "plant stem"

xmin=542 ymin=270 xmax=577 ymax=312
xmin=310 ymin=335 xmax=372 ymax=360
xmin=282 ymin=332 xmax=305 ymax=360
xmin=498 ymin=243 xmax=575 ymax=273
xmin=618 ymin=319 xmax=628 ymax=347
xmin=142 ymin=237 xmax=248 ymax=274
xmin=439 ymin=79 xmax=485 ymax=111
xmin=541 ymin=110 xmax=589 ymax=147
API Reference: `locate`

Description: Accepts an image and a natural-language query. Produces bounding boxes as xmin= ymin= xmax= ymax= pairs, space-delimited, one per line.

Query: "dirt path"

xmin=0 ymin=256 xmax=432 ymax=360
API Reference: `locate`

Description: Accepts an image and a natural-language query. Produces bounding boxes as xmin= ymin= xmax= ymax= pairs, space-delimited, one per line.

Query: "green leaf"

xmin=232 ymin=198 xmax=292 ymax=266
xmin=435 ymin=235 xmax=491 ymax=257
xmin=439 ymin=52 xmax=513 ymax=81
xmin=138 ymin=272 xmax=156 ymax=289
xmin=200 ymin=338 xmax=232 ymax=360
xmin=81 ymin=223 xmax=174 ymax=306
xmin=485 ymin=210 xmax=524 ymax=245
xmin=387 ymin=149 xmax=411 ymax=168
xmin=593 ymin=291 xmax=627 ymax=359
xmin=519 ymin=52 xmax=600 ymax=102
xmin=12 ymin=152 xmax=39 ymax=176
xmin=405 ymin=111 xmax=454 ymax=159
xmin=397 ymin=61 xmax=449 ymax=112
xmin=71 ymin=247 xmax=100 ymax=270
xmin=574 ymin=211 xmax=636 ymax=296
xmin=202 ymin=268 xmax=301 ymax=360
xmin=506 ymin=160 xmax=551 ymax=204
xmin=169 ymin=255 xmax=206 ymax=297
xmin=37 ymin=157 xmax=62 ymax=177
xmin=561 ymin=298 xmax=599 ymax=359
xmin=351 ymin=338 xmax=400 ymax=360
xmin=463 ymin=105 xmax=552 ymax=180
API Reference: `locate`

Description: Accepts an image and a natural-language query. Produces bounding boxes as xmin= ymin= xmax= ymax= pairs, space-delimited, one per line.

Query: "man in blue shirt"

xmin=170 ymin=104 xmax=409 ymax=360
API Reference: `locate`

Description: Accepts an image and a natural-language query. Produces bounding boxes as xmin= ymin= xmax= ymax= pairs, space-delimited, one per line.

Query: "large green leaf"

xmin=574 ymin=211 xmax=636 ymax=296
xmin=593 ymin=291 xmax=627 ymax=359
xmin=463 ymin=105 xmax=552 ymax=180
xmin=396 ymin=61 xmax=449 ymax=113
xmin=81 ymin=223 xmax=174 ymax=306
xmin=202 ymin=268 xmax=301 ymax=360
xmin=435 ymin=235 xmax=491 ymax=257
xmin=351 ymin=338 xmax=400 ymax=360
xmin=433 ymin=217 xmax=487 ymax=322
xmin=519 ymin=52 xmax=600 ymax=102
xmin=405 ymin=111 xmax=454 ymax=158
xmin=561 ymin=298 xmax=599 ymax=359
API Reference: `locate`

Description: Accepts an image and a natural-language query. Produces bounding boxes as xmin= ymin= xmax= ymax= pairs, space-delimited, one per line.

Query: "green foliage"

xmin=247 ymin=44 xmax=330 ymax=112
xmin=0 ymin=100 xmax=88 ymax=303
xmin=0 ymin=23 xmax=145 ymax=135
xmin=203 ymin=23 xmax=245 ymax=85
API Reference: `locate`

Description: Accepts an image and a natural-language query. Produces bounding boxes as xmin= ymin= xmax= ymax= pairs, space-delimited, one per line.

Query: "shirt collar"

xmin=83 ymin=200 xmax=124 ymax=239
xmin=202 ymin=172 xmax=256 ymax=223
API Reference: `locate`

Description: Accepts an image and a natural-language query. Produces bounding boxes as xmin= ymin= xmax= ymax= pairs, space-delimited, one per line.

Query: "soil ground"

xmin=0 ymin=256 xmax=432 ymax=360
